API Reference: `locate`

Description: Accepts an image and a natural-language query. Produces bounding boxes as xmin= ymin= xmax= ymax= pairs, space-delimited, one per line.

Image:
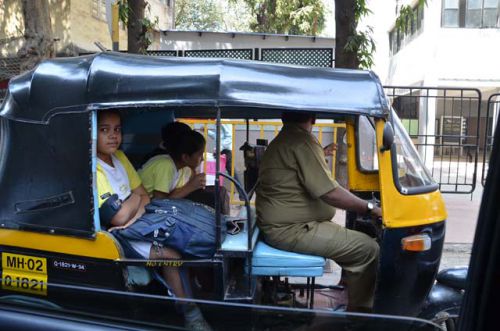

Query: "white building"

xmin=367 ymin=0 xmax=500 ymax=89
xmin=366 ymin=0 xmax=500 ymax=188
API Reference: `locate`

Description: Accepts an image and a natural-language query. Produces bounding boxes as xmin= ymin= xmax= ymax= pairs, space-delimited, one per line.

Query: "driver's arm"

xmin=321 ymin=186 xmax=382 ymax=217
xmin=295 ymin=138 xmax=381 ymax=218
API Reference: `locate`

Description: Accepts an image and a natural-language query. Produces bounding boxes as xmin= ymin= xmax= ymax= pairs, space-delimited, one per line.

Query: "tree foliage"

xmin=334 ymin=0 xmax=375 ymax=69
xmin=175 ymin=0 xmax=225 ymax=31
xmin=238 ymin=0 xmax=326 ymax=35
xmin=395 ymin=0 xmax=426 ymax=34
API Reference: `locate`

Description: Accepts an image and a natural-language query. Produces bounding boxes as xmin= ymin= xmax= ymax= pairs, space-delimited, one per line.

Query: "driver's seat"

xmin=251 ymin=240 xmax=325 ymax=308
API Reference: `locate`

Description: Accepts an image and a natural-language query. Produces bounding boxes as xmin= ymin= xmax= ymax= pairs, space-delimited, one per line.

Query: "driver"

xmin=256 ymin=112 xmax=382 ymax=312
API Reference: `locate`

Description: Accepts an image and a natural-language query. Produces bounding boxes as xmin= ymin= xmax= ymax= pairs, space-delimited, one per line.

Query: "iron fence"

xmin=482 ymin=94 xmax=500 ymax=186
xmin=260 ymin=48 xmax=333 ymax=67
xmin=184 ymin=49 xmax=253 ymax=60
xmin=384 ymin=86 xmax=482 ymax=194
xmin=147 ymin=50 xmax=177 ymax=57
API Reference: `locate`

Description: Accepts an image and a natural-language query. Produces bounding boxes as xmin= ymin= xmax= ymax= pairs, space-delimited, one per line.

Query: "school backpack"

xmin=117 ymin=199 xmax=226 ymax=258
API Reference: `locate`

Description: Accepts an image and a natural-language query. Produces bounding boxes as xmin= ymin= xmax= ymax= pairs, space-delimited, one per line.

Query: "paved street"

xmin=442 ymin=189 xmax=482 ymax=244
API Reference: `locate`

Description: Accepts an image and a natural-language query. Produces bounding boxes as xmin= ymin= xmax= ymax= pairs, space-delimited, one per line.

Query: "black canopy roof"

xmin=0 ymin=52 xmax=390 ymax=124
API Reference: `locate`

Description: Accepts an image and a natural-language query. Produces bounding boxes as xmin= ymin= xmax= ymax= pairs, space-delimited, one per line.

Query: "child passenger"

xmin=96 ymin=110 xmax=211 ymax=331
xmin=140 ymin=121 xmax=192 ymax=167
xmin=139 ymin=127 xmax=207 ymax=200
xmin=139 ymin=125 xmax=229 ymax=214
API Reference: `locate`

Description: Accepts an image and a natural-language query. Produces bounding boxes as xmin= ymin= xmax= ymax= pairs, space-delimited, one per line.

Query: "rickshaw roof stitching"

xmin=0 ymin=52 xmax=390 ymax=124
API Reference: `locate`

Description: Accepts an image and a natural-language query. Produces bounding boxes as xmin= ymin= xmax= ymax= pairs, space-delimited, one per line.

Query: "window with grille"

xmin=442 ymin=0 xmax=500 ymax=28
xmin=92 ymin=0 xmax=107 ymax=21
xmin=389 ymin=4 xmax=425 ymax=55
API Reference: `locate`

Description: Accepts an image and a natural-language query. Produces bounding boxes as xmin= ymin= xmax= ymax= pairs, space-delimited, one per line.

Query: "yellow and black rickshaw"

xmin=0 ymin=52 xmax=464 ymax=330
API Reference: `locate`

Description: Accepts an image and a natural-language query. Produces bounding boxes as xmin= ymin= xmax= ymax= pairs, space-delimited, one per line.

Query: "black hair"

xmin=97 ymin=109 xmax=122 ymax=123
xmin=170 ymin=130 xmax=206 ymax=161
xmin=281 ymin=111 xmax=316 ymax=124
xmin=161 ymin=121 xmax=192 ymax=153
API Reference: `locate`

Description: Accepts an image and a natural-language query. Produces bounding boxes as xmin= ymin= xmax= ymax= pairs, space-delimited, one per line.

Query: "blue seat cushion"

xmin=250 ymin=241 xmax=325 ymax=277
xmin=221 ymin=227 xmax=259 ymax=252
xmin=251 ymin=266 xmax=324 ymax=277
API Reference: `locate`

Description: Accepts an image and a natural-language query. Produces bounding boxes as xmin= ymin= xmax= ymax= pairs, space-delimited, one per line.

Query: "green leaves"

xmin=242 ymin=0 xmax=326 ymax=35
xmin=175 ymin=0 xmax=225 ymax=31
xmin=344 ymin=0 xmax=375 ymax=69
xmin=345 ymin=26 xmax=375 ymax=69
xmin=395 ymin=0 xmax=426 ymax=33
xmin=117 ymin=0 xmax=129 ymax=25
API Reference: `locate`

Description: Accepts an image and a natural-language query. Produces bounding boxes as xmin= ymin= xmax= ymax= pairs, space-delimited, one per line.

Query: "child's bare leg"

xmin=150 ymin=247 xmax=211 ymax=330
xmin=150 ymin=246 xmax=187 ymax=298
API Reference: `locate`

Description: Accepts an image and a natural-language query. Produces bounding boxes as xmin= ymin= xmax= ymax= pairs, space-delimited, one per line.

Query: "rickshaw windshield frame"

xmin=356 ymin=115 xmax=379 ymax=174
xmin=389 ymin=110 xmax=439 ymax=195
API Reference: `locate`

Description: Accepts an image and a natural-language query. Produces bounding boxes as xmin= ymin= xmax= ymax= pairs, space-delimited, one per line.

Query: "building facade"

xmin=366 ymin=0 xmax=500 ymax=190
xmin=1 ymin=0 xmax=175 ymax=80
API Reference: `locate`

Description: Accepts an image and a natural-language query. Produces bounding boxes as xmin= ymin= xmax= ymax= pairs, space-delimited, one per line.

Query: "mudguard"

xmin=419 ymin=282 xmax=463 ymax=322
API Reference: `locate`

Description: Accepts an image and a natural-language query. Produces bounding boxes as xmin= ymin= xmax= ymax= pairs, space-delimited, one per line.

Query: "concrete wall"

xmin=0 ymin=0 xmax=25 ymax=56
xmin=148 ymin=0 xmax=174 ymax=31
xmin=69 ymin=0 xmax=127 ymax=53
xmin=157 ymin=30 xmax=335 ymax=52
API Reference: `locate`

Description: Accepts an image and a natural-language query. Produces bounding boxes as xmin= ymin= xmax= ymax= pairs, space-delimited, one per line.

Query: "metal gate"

xmin=482 ymin=94 xmax=500 ymax=186
xmin=384 ymin=86 xmax=482 ymax=194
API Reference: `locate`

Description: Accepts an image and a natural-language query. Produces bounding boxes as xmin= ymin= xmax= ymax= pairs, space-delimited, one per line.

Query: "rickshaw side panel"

xmin=0 ymin=113 xmax=94 ymax=237
xmin=375 ymin=119 xmax=447 ymax=228
xmin=0 ymin=230 xmax=124 ymax=297
xmin=374 ymin=221 xmax=446 ymax=316
xmin=0 ymin=246 xmax=125 ymax=291
xmin=372 ymin=117 xmax=448 ymax=317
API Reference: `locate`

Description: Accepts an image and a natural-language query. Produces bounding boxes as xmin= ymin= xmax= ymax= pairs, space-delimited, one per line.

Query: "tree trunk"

xmin=334 ymin=0 xmax=358 ymax=69
xmin=127 ymin=0 xmax=147 ymax=53
xmin=334 ymin=2 xmax=358 ymax=189
xmin=17 ymin=0 xmax=54 ymax=72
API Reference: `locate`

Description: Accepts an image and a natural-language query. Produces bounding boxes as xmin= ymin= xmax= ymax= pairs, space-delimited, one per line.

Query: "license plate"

xmin=1 ymin=253 xmax=47 ymax=295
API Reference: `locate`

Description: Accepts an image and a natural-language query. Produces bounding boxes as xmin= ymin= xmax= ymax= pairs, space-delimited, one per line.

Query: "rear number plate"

xmin=1 ymin=253 xmax=47 ymax=295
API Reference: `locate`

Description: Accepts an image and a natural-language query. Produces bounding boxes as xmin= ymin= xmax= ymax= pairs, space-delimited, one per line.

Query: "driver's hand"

xmin=323 ymin=143 xmax=337 ymax=157
xmin=372 ymin=206 xmax=382 ymax=219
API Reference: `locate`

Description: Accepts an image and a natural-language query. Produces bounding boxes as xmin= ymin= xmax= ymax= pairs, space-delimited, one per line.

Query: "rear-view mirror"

xmin=381 ymin=122 xmax=394 ymax=152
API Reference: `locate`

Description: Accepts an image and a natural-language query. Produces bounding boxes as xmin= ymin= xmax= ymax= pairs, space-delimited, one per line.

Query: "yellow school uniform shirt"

xmin=138 ymin=154 xmax=192 ymax=196
xmin=96 ymin=150 xmax=142 ymax=208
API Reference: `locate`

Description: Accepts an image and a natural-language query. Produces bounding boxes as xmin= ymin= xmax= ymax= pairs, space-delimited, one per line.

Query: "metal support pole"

xmin=215 ymin=108 xmax=221 ymax=250
xmin=111 ymin=3 xmax=119 ymax=51
xmin=246 ymin=119 xmax=250 ymax=143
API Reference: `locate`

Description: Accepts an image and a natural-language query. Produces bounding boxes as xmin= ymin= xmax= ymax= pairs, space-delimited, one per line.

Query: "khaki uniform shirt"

xmin=256 ymin=123 xmax=339 ymax=247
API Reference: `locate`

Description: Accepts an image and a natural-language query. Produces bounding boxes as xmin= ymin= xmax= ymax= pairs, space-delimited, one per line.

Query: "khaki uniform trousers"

xmin=265 ymin=221 xmax=379 ymax=309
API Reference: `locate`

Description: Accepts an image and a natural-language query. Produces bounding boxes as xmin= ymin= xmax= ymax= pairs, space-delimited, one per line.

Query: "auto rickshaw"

xmin=0 ymin=52 xmax=463 ymax=330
